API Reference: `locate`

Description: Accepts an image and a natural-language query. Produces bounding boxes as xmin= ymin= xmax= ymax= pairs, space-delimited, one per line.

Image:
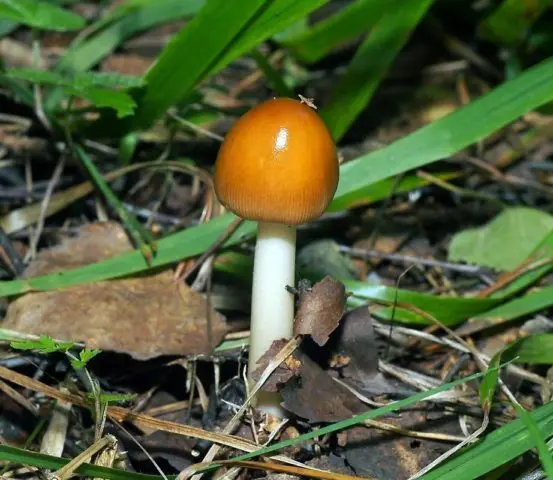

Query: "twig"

xmin=339 ymin=245 xmax=484 ymax=274
xmin=29 ymin=154 xmax=67 ymax=254
xmin=0 ymin=226 xmax=25 ymax=276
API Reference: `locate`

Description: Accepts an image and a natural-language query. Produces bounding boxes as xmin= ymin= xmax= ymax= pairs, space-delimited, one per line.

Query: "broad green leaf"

xmin=448 ymin=207 xmax=553 ymax=271
xmin=419 ymin=400 xmax=553 ymax=479
xmin=280 ymin=0 xmax=390 ymax=63
xmin=479 ymin=0 xmax=553 ymax=46
xmin=210 ymin=0 xmax=330 ymax=74
xmin=327 ymin=171 xmax=460 ymax=211
xmin=320 ymin=0 xmax=434 ymax=141
xmin=334 ymin=55 xmax=553 ymax=207
xmin=0 ymin=0 xmax=85 ymax=31
xmin=479 ymin=350 xmax=501 ymax=412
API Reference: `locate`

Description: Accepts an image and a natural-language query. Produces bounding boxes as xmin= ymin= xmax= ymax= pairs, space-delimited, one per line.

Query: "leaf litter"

xmin=3 ymin=222 xmax=227 ymax=359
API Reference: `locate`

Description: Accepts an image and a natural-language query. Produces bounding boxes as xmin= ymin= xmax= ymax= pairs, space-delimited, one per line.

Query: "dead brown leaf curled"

xmin=280 ymin=351 xmax=366 ymax=423
xmin=250 ymin=339 xmax=301 ymax=392
xmin=3 ymin=222 xmax=227 ymax=359
xmin=294 ymin=276 xmax=346 ymax=346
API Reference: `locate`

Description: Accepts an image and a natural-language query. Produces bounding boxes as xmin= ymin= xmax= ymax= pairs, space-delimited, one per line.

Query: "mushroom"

xmin=213 ymin=97 xmax=339 ymax=416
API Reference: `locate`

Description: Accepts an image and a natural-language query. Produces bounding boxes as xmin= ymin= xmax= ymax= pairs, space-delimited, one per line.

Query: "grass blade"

xmin=0 ymin=444 xmax=167 ymax=480
xmin=130 ymin=0 xmax=270 ymax=129
xmin=74 ymin=146 xmax=155 ymax=262
xmin=55 ymin=0 xmax=205 ymax=73
xmin=0 ymin=0 xmax=85 ymax=31
xmin=419 ymin=400 xmax=553 ymax=479
xmin=320 ymin=0 xmax=434 ymax=140
xmin=280 ymin=0 xmax=391 ymax=63
xmin=334 ymin=55 xmax=553 ymax=205
xmin=479 ymin=0 xmax=553 ymax=46
xmin=471 ymin=283 xmax=553 ymax=325
xmin=512 ymin=402 xmax=553 ymax=479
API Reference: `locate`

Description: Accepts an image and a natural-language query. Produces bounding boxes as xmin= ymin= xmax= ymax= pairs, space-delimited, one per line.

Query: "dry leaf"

xmin=3 ymin=222 xmax=227 ymax=359
xmin=294 ymin=276 xmax=346 ymax=346
xmin=250 ymin=339 xmax=300 ymax=392
xmin=280 ymin=351 xmax=366 ymax=423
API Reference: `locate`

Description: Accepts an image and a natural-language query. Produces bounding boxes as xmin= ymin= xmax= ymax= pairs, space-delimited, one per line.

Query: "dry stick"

xmin=29 ymin=154 xmax=67 ymax=254
xmin=477 ymin=256 xmax=553 ymax=298
xmin=181 ymin=216 xmax=244 ymax=283
xmin=180 ymin=337 xmax=303 ymax=480
xmin=40 ymin=388 xmax=72 ymax=458
xmin=46 ymin=434 xmax=117 ymax=480
xmin=416 ymin=170 xmax=507 ymax=208
xmin=339 ymin=245 xmax=483 ymax=274
xmin=109 ymin=417 xmax=169 ymax=480
xmin=0 ymin=378 xmax=38 ymax=415
xmin=200 ymin=459 xmax=372 ymax=480
xmin=371 ymin=322 xmax=543 ymax=386
xmin=0 ymin=365 xmax=303 ymax=468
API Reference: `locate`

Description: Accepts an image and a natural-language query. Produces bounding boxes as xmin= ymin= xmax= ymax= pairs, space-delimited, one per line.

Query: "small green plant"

xmin=10 ymin=335 xmax=135 ymax=409
xmin=11 ymin=334 xmax=101 ymax=370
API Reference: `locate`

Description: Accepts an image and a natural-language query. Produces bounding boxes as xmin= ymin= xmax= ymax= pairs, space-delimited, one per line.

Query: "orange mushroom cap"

xmin=213 ymin=97 xmax=339 ymax=225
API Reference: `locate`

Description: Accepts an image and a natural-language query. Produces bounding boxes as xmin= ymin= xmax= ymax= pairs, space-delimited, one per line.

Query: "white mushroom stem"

xmin=248 ymin=221 xmax=296 ymax=417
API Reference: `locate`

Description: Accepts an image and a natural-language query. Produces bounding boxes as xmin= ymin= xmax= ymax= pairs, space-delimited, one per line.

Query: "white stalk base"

xmin=248 ymin=222 xmax=296 ymax=417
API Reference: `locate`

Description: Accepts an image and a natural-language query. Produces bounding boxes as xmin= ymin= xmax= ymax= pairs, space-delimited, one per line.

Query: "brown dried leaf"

xmin=332 ymin=306 xmax=399 ymax=396
xmin=249 ymin=339 xmax=300 ymax=392
xmin=3 ymin=222 xmax=227 ymax=359
xmin=334 ymin=306 xmax=379 ymax=382
xmin=344 ymin=409 xmax=463 ymax=479
xmin=294 ymin=276 xmax=346 ymax=346
xmin=100 ymin=54 xmax=153 ymax=77
xmin=280 ymin=351 xmax=366 ymax=423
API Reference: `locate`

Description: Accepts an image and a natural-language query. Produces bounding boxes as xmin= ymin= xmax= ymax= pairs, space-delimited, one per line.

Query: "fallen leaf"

xmin=101 ymin=54 xmax=153 ymax=77
xmin=448 ymin=207 xmax=553 ymax=271
xmin=294 ymin=276 xmax=346 ymax=346
xmin=332 ymin=306 xmax=378 ymax=383
xmin=280 ymin=351 xmax=366 ymax=423
xmin=330 ymin=306 xmax=412 ymax=396
xmin=3 ymin=222 xmax=227 ymax=359
xmin=344 ymin=408 xmax=463 ymax=479
xmin=250 ymin=339 xmax=300 ymax=392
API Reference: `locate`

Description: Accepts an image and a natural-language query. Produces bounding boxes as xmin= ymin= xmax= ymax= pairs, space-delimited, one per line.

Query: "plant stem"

xmin=248 ymin=222 xmax=296 ymax=416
